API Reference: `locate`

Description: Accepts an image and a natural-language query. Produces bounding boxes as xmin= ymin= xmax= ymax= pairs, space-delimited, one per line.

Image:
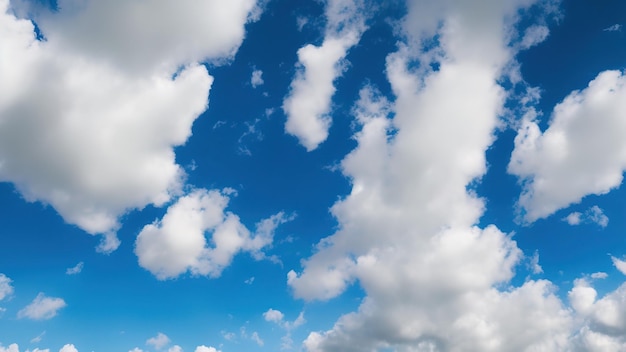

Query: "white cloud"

xmin=0 ymin=0 xmax=259 ymax=252
xmin=564 ymin=212 xmax=582 ymax=225
xmin=529 ymin=250 xmax=543 ymax=274
xmin=167 ymin=346 xmax=182 ymax=352
xmin=591 ymin=272 xmax=608 ymax=280
xmin=17 ymin=293 xmax=66 ymax=320
xmin=251 ymin=69 xmax=264 ymax=88
xmin=27 ymin=348 xmax=49 ymax=352
xmin=612 ymin=256 xmax=626 ymax=275
xmin=65 ymin=262 xmax=83 ymax=275
xmin=128 ymin=348 xmax=143 ymax=352
xmin=568 ymin=278 xmax=626 ymax=350
xmin=30 ymin=332 xmax=45 ymax=344
xmin=263 ymin=308 xmax=284 ymax=324
xmin=604 ymin=24 xmax=622 ymax=32
xmin=251 ymin=332 xmax=264 ymax=347
xmin=135 ymin=189 xmax=289 ymax=279
xmin=520 ymin=25 xmax=550 ymax=49
xmin=146 ymin=332 xmax=170 ymax=350
xmin=563 ymin=206 xmax=609 ymax=228
xmin=0 ymin=344 xmax=19 ymax=352
xmin=0 ymin=274 xmax=13 ymax=301
xmin=194 ymin=347 xmax=220 ymax=352
xmin=287 ymin=1 xmax=578 ymax=351
xmin=59 ymin=344 xmax=78 ymax=352
xmin=283 ymin=0 xmax=367 ymax=151
xmin=509 ymin=70 xmax=626 ymax=223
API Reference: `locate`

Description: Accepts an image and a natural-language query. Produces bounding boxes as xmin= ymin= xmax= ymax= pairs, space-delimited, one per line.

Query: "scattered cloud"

xmin=529 ymin=250 xmax=544 ymax=274
xmin=251 ymin=69 xmax=264 ymax=88
xmin=17 ymin=293 xmax=66 ymax=320
xmin=612 ymin=256 xmax=626 ymax=275
xmin=604 ymin=24 xmax=622 ymax=32
xmin=563 ymin=206 xmax=609 ymax=227
xmin=146 ymin=332 xmax=170 ymax=350
xmin=135 ymin=189 xmax=289 ymax=279
xmin=591 ymin=272 xmax=608 ymax=279
xmin=283 ymin=0 xmax=367 ymax=150
xmin=30 ymin=331 xmax=46 ymax=344
xmin=65 ymin=262 xmax=84 ymax=275
xmin=167 ymin=346 xmax=182 ymax=352
xmin=251 ymin=332 xmax=264 ymax=347
xmin=0 ymin=274 xmax=13 ymax=301
xmin=510 ymin=70 xmax=626 ymax=223
xmin=244 ymin=277 xmax=255 ymax=285
xmin=520 ymin=25 xmax=550 ymax=49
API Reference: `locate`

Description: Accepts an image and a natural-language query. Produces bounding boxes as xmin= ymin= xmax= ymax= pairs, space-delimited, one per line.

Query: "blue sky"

xmin=1 ymin=0 xmax=626 ymax=351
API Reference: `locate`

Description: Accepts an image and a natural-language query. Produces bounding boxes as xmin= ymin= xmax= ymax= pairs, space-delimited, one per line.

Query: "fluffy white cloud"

xmin=251 ymin=69 xmax=264 ymax=88
xmin=135 ymin=189 xmax=289 ymax=279
xmin=128 ymin=348 xmax=143 ymax=352
xmin=0 ymin=0 xmax=258 ymax=251
xmin=283 ymin=0 xmax=367 ymax=150
xmin=0 ymin=274 xmax=13 ymax=301
xmin=263 ymin=308 xmax=284 ymax=324
xmin=509 ymin=70 xmax=626 ymax=223
xmin=167 ymin=346 xmax=182 ymax=352
xmin=17 ymin=293 xmax=66 ymax=320
xmin=0 ymin=344 xmax=19 ymax=352
xmin=286 ymin=1 xmax=581 ymax=350
xmin=59 ymin=345 xmax=78 ymax=352
xmin=146 ymin=333 xmax=170 ymax=350
xmin=568 ymin=277 xmax=626 ymax=351
xmin=194 ymin=347 xmax=220 ymax=352
xmin=65 ymin=262 xmax=83 ymax=275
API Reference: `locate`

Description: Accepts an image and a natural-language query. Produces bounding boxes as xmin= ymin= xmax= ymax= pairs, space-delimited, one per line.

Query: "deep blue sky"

xmin=2 ymin=0 xmax=626 ymax=351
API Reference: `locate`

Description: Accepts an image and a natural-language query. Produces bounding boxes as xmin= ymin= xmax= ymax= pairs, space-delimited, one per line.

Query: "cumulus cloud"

xmin=135 ymin=189 xmax=289 ymax=279
xmin=251 ymin=69 xmax=264 ymax=88
xmin=286 ymin=1 xmax=582 ymax=350
xmin=17 ymin=293 xmax=66 ymax=320
xmin=0 ymin=0 xmax=258 ymax=252
xmin=251 ymin=332 xmax=264 ymax=347
xmin=65 ymin=262 xmax=83 ymax=275
xmin=59 ymin=345 xmax=78 ymax=352
xmin=146 ymin=333 xmax=170 ymax=350
xmin=509 ymin=70 xmax=626 ymax=223
xmin=283 ymin=0 xmax=367 ymax=151
xmin=612 ymin=256 xmax=626 ymax=275
xmin=194 ymin=347 xmax=220 ymax=352
xmin=167 ymin=346 xmax=182 ymax=352
xmin=563 ymin=206 xmax=609 ymax=228
xmin=0 ymin=274 xmax=13 ymax=301
xmin=0 ymin=344 xmax=19 ymax=352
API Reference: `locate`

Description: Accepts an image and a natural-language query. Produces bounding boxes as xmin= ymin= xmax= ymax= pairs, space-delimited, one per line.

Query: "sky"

xmin=1 ymin=0 xmax=626 ymax=351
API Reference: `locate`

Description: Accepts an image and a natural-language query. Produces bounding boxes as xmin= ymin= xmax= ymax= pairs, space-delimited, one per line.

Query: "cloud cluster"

xmin=563 ymin=206 xmax=609 ymax=228
xmin=285 ymin=0 xmax=589 ymax=350
xmin=0 ymin=0 xmax=258 ymax=251
xmin=510 ymin=70 xmax=626 ymax=223
xmin=0 ymin=274 xmax=13 ymax=301
xmin=135 ymin=189 xmax=289 ymax=279
xmin=283 ymin=0 xmax=367 ymax=150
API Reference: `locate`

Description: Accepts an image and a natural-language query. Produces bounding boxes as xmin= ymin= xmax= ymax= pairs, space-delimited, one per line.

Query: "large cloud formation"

xmin=0 ymin=0 xmax=258 ymax=252
xmin=284 ymin=0 xmax=612 ymax=350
